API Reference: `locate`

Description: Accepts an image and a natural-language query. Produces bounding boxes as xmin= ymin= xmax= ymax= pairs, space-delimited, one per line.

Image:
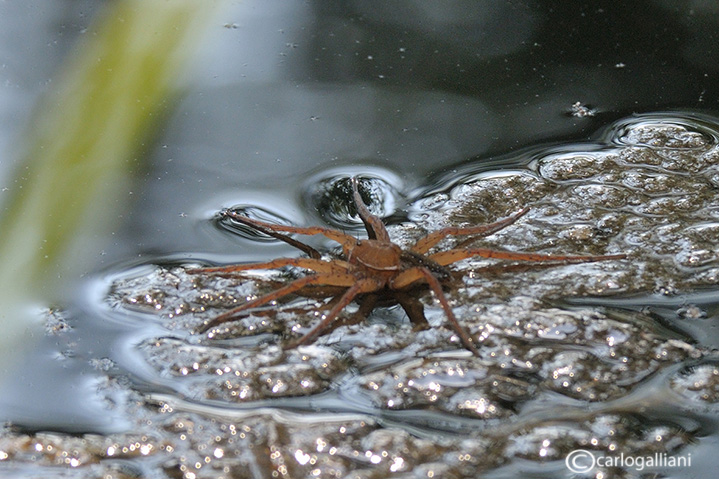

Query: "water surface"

xmin=1 ymin=2 xmax=719 ymax=478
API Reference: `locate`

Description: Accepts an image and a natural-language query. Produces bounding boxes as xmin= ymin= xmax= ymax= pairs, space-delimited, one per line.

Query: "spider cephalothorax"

xmin=190 ymin=178 xmax=625 ymax=355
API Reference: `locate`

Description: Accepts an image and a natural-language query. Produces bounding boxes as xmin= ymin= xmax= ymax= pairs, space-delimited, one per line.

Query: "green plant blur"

xmin=0 ymin=0 xmax=217 ymax=369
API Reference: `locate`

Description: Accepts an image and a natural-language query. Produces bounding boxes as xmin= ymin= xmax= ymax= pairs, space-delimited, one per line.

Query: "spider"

xmin=190 ymin=178 xmax=625 ymax=355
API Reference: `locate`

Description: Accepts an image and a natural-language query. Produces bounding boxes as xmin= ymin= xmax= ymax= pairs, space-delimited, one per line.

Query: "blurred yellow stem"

xmin=0 ymin=0 xmax=218 ymax=365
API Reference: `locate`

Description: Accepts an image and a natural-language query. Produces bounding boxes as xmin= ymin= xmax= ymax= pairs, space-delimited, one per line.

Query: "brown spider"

xmin=190 ymin=178 xmax=625 ymax=355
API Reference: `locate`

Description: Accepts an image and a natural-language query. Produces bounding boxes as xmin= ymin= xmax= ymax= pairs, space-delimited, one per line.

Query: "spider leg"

xmin=305 ymin=293 xmax=378 ymax=331
xmin=351 ymin=177 xmax=391 ymax=242
xmin=352 ymin=294 xmax=379 ymax=323
xmin=390 ymin=267 xmax=479 ymax=356
xmin=393 ymin=290 xmax=431 ymax=330
xmin=188 ymin=257 xmax=350 ymax=276
xmin=287 ymin=278 xmax=382 ymax=349
xmin=223 ymin=210 xmax=322 ymax=259
xmin=459 ymin=261 xmax=592 ymax=277
xmin=323 ymin=293 xmax=379 ymax=331
xmin=429 ymin=248 xmax=626 ymax=266
xmin=197 ymin=272 xmax=358 ymax=333
xmin=411 ymin=207 xmax=529 ymax=254
xmin=223 ymin=210 xmax=359 ymax=255
xmin=400 ymin=250 xmax=452 ymax=280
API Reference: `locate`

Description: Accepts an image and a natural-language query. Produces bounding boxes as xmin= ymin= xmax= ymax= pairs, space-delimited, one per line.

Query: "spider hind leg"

xmin=197 ymin=272 xmax=357 ymax=333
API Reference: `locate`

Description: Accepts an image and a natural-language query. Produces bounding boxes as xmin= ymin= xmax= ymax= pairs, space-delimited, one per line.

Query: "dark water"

xmin=2 ymin=1 xmax=719 ymax=478
xmin=101 ymin=1 xmax=719 ymax=264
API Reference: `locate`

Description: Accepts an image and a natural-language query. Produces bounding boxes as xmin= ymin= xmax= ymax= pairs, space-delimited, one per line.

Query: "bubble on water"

xmin=607 ymin=114 xmax=718 ymax=149
xmin=677 ymin=304 xmax=706 ymax=319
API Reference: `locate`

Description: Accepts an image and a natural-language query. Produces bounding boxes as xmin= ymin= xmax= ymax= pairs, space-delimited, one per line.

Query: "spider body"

xmin=191 ymin=178 xmax=625 ymax=355
xmin=348 ymin=240 xmax=401 ymax=273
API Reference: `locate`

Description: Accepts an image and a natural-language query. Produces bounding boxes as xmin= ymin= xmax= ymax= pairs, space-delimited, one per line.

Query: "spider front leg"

xmin=351 ymin=177 xmax=391 ymax=242
xmin=223 ymin=211 xmax=359 ymax=255
xmin=222 ymin=210 xmax=322 ymax=259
